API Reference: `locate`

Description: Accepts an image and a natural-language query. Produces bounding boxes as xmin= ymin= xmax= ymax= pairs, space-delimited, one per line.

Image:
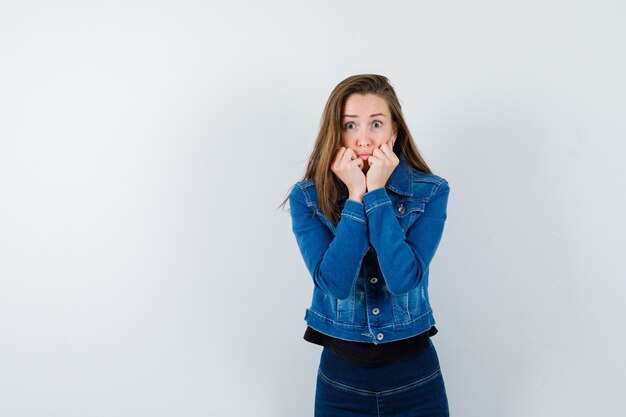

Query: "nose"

xmin=357 ymin=133 xmax=372 ymax=148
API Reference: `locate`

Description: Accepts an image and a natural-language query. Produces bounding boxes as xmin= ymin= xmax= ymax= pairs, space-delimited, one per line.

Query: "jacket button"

xmin=370 ymin=277 xmax=378 ymax=284
xmin=398 ymin=204 xmax=405 ymax=214
xmin=376 ymin=333 xmax=384 ymax=340
xmin=372 ymin=308 xmax=380 ymax=315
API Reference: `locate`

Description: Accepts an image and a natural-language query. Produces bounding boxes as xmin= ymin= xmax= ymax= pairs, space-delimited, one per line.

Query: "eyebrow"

xmin=342 ymin=113 xmax=387 ymax=118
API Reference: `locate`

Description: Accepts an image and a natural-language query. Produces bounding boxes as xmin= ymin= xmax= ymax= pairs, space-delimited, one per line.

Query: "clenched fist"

xmin=366 ymin=137 xmax=399 ymax=191
xmin=331 ymin=147 xmax=366 ymax=202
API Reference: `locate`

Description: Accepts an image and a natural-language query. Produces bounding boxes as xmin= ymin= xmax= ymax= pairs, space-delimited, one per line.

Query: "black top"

xmin=304 ymin=325 xmax=438 ymax=368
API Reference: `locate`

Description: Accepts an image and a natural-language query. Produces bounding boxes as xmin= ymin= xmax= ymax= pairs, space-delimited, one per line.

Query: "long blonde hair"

xmin=279 ymin=74 xmax=433 ymax=225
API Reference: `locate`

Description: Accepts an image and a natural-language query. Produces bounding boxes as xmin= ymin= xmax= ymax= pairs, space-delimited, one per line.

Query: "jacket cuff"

xmin=362 ymin=187 xmax=391 ymax=214
xmin=341 ymin=199 xmax=366 ymax=224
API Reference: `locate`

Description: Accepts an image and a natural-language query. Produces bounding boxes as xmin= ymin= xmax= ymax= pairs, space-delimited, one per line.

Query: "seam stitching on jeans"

xmin=318 ymin=369 xmax=377 ymax=396
xmin=378 ymin=367 xmax=442 ymax=396
xmin=317 ymin=366 xmax=442 ymax=396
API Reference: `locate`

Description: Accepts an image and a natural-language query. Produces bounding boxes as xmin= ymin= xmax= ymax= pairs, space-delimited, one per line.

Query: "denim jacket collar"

xmin=386 ymin=152 xmax=413 ymax=197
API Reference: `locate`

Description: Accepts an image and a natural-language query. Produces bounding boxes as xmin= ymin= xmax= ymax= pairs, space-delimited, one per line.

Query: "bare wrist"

xmin=348 ymin=193 xmax=363 ymax=203
xmin=366 ymin=185 xmax=385 ymax=193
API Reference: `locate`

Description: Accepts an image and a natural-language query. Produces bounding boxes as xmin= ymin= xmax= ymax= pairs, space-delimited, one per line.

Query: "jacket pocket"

xmin=394 ymin=199 xmax=425 ymax=233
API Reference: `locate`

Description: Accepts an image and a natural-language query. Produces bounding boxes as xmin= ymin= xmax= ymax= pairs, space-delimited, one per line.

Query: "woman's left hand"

xmin=366 ymin=137 xmax=399 ymax=191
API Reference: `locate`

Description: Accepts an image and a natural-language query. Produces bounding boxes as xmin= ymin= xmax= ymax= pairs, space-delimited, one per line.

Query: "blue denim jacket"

xmin=288 ymin=153 xmax=450 ymax=345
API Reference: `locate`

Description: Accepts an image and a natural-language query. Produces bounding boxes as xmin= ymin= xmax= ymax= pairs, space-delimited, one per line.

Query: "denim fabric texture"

xmin=315 ymin=339 xmax=450 ymax=416
xmin=289 ymin=153 xmax=450 ymax=345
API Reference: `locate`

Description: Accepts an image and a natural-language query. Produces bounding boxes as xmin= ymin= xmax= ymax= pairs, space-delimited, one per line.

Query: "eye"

xmin=372 ymin=121 xmax=383 ymax=128
xmin=344 ymin=122 xmax=356 ymax=129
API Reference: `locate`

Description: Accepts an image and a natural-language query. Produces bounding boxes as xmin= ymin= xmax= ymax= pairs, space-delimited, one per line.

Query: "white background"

xmin=1 ymin=1 xmax=625 ymax=416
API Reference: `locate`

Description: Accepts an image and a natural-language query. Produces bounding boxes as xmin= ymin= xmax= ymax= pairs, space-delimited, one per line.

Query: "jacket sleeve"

xmin=288 ymin=184 xmax=369 ymax=300
xmin=362 ymin=181 xmax=450 ymax=295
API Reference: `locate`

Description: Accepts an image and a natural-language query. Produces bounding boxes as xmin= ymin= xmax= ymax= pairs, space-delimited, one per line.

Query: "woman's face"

xmin=340 ymin=93 xmax=397 ymax=173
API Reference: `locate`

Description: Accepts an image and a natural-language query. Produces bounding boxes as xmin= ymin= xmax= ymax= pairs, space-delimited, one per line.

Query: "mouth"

xmin=358 ymin=153 xmax=371 ymax=160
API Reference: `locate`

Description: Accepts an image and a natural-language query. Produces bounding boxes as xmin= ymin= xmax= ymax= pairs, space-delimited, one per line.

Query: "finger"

xmin=349 ymin=157 xmax=364 ymax=169
xmin=344 ymin=148 xmax=357 ymax=160
xmin=379 ymin=143 xmax=391 ymax=156
xmin=335 ymin=146 xmax=347 ymax=161
xmin=341 ymin=150 xmax=358 ymax=167
xmin=335 ymin=146 xmax=346 ymax=162
xmin=372 ymin=147 xmax=388 ymax=160
xmin=332 ymin=147 xmax=346 ymax=167
xmin=332 ymin=147 xmax=347 ymax=172
xmin=368 ymin=153 xmax=382 ymax=166
xmin=381 ymin=141 xmax=397 ymax=157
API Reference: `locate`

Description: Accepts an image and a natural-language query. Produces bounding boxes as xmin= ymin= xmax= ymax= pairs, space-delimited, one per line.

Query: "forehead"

xmin=342 ymin=94 xmax=390 ymax=116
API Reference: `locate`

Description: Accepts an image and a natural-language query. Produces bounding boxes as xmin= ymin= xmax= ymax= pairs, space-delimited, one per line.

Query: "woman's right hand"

xmin=331 ymin=147 xmax=366 ymax=202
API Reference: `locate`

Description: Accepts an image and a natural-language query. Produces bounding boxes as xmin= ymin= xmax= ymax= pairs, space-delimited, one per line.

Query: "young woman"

xmin=281 ymin=74 xmax=451 ymax=416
